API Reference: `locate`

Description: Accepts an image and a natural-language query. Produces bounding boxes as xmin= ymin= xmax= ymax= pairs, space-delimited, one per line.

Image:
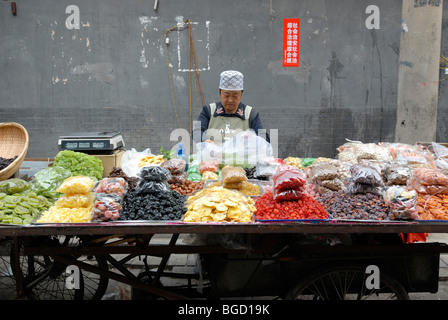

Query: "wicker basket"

xmin=0 ymin=122 xmax=29 ymax=181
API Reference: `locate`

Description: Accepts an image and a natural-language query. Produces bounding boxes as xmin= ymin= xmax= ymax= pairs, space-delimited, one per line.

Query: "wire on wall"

xmin=165 ymin=19 xmax=205 ymax=136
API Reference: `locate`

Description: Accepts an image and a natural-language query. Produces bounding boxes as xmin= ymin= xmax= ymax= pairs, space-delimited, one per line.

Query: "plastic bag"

xmin=95 ymin=177 xmax=127 ymax=199
xmin=317 ymin=178 xmax=344 ymax=191
xmin=273 ymin=188 xmax=305 ymax=201
xmin=254 ymin=158 xmax=282 ymax=179
xmin=196 ymin=142 xmax=222 ymax=163
xmin=407 ymin=167 xmax=448 ymax=195
xmin=121 ymin=148 xmax=154 ymax=177
xmin=221 ymin=166 xmax=247 ymax=184
xmin=383 ymin=186 xmax=418 ymax=220
xmin=272 ymin=165 xmax=306 ymax=191
xmin=160 ymin=159 xmax=186 ymax=174
xmin=196 ymin=131 xmax=273 ymax=168
xmin=187 ymin=165 xmax=200 ymax=174
xmin=135 ymin=180 xmax=169 ymax=194
xmin=138 ymin=166 xmax=171 ymax=182
xmin=344 ymin=181 xmax=380 ymax=195
xmin=92 ymin=199 xmax=122 ymax=221
xmin=349 ymin=164 xmax=384 ymax=187
xmin=201 ymin=171 xmax=219 ymax=180
xmin=221 ymin=131 xmax=273 ymax=168
xmin=385 ymin=163 xmax=410 ymax=186
xmin=309 ymin=162 xmax=339 ymax=181
xmin=168 ymin=172 xmax=188 ymax=185
xmin=31 ymin=166 xmax=71 ymax=199
xmin=54 ymin=193 xmax=95 ymax=208
xmin=222 ymin=181 xmax=244 ymax=189
xmin=0 ymin=178 xmax=29 ymax=195
xmin=390 ymin=143 xmax=430 ymax=165
xmin=187 ymin=173 xmax=202 ymax=182
xmin=199 ymin=160 xmax=219 ymax=173
xmin=56 ymin=176 xmax=95 ymax=195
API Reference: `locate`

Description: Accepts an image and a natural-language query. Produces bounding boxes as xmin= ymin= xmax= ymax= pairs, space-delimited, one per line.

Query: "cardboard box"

xmin=92 ymin=149 xmax=125 ymax=177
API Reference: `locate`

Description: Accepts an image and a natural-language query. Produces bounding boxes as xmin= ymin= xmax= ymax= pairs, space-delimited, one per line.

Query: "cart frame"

xmin=2 ymin=220 xmax=448 ymax=300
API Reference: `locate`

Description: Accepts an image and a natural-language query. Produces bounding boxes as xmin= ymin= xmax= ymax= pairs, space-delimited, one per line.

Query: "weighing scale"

xmin=58 ymin=131 xmax=125 ymax=154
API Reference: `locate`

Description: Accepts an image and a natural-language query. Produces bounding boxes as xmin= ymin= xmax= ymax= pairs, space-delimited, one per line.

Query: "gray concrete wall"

xmin=0 ymin=0 xmax=436 ymax=159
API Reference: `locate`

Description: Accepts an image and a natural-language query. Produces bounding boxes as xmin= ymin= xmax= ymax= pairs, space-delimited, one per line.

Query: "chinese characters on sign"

xmin=283 ymin=18 xmax=300 ymax=67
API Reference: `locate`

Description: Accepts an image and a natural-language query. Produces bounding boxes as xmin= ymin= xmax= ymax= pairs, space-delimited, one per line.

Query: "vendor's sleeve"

xmin=250 ymin=112 xmax=270 ymax=143
xmin=193 ymin=105 xmax=211 ymax=143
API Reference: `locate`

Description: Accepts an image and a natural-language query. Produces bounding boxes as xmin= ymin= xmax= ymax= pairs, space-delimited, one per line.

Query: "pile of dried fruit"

xmin=319 ymin=190 xmax=389 ymax=220
xmin=255 ymin=191 xmax=328 ymax=220
xmin=108 ymin=167 xmax=138 ymax=190
xmin=183 ymin=186 xmax=256 ymax=222
xmin=416 ymin=193 xmax=448 ymax=220
xmin=0 ymin=156 xmax=17 ymax=171
xmin=170 ymin=179 xmax=204 ymax=197
xmin=121 ymin=189 xmax=187 ymax=221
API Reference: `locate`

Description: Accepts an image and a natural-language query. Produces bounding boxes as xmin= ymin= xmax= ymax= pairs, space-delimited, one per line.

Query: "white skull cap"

xmin=219 ymin=70 xmax=244 ymax=91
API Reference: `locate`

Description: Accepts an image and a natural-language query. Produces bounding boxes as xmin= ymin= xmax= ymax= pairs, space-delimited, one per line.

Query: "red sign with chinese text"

xmin=283 ymin=18 xmax=300 ymax=67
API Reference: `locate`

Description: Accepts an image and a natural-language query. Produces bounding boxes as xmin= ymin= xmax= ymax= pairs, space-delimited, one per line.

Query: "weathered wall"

xmin=437 ymin=1 xmax=448 ymax=142
xmin=0 ymin=0 xmax=431 ymax=159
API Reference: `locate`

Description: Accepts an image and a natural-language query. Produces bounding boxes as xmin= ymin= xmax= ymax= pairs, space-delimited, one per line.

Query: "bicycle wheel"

xmin=0 ymin=238 xmax=17 ymax=299
xmin=12 ymin=236 xmax=109 ymax=300
xmin=285 ymin=263 xmax=409 ymax=300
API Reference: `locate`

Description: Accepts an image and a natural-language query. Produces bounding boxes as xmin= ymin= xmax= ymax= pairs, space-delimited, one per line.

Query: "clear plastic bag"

xmin=407 ymin=167 xmax=448 ymax=195
xmin=309 ymin=162 xmax=339 ymax=181
xmin=254 ymin=158 xmax=282 ymax=179
xmin=54 ymin=193 xmax=96 ymax=208
xmin=135 ymin=180 xmax=169 ymax=194
xmin=201 ymin=171 xmax=219 ymax=180
xmin=95 ymin=177 xmax=127 ymax=198
xmin=138 ymin=166 xmax=171 ymax=182
xmin=384 ymin=163 xmax=410 ymax=186
xmin=121 ymin=148 xmax=154 ymax=177
xmin=160 ymin=159 xmax=186 ymax=174
xmin=92 ymin=199 xmax=122 ymax=222
xmin=168 ymin=172 xmax=188 ymax=185
xmin=344 ymin=181 xmax=380 ymax=195
xmin=273 ymin=188 xmax=305 ymax=201
xmin=221 ymin=166 xmax=247 ymax=184
xmin=56 ymin=176 xmax=95 ymax=195
xmin=272 ymin=165 xmax=306 ymax=191
xmin=222 ymin=181 xmax=244 ymax=189
xmin=0 ymin=178 xmax=29 ymax=195
xmin=349 ymin=164 xmax=384 ymax=187
xmin=199 ymin=160 xmax=219 ymax=174
xmin=383 ymin=186 xmax=418 ymax=220
xmin=30 ymin=166 xmax=71 ymax=198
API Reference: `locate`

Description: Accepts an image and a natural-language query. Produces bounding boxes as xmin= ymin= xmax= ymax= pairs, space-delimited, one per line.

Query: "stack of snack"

xmin=36 ymin=176 xmax=95 ymax=223
xmin=91 ymin=177 xmax=127 ymax=222
xmin=272 ymin=165 xmax=307 ymax=201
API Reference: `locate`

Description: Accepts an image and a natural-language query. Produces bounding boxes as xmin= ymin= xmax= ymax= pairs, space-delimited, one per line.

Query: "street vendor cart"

xmin=1 ymin=220 xmax=447 ymax=300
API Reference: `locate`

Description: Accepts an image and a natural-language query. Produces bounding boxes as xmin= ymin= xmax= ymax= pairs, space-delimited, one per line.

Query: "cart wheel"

xmin=131 ymin=270 xmax=164 ymax=300
xmin=0 ymin=238 xmax=17 ymax=299
xmin=11 ymin=236 xmax=109 ymax=300
xmin=285 ymin=263 xmax=409 ymax=300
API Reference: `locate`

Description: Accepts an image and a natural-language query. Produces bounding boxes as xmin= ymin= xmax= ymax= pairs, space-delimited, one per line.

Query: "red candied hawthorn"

xmin=255 ymin=191 xmax=328 ymax=220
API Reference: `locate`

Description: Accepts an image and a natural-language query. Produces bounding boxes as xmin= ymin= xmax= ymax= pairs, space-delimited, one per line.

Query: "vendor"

xmin=195 ymin=70 xmax=269 ymax=145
